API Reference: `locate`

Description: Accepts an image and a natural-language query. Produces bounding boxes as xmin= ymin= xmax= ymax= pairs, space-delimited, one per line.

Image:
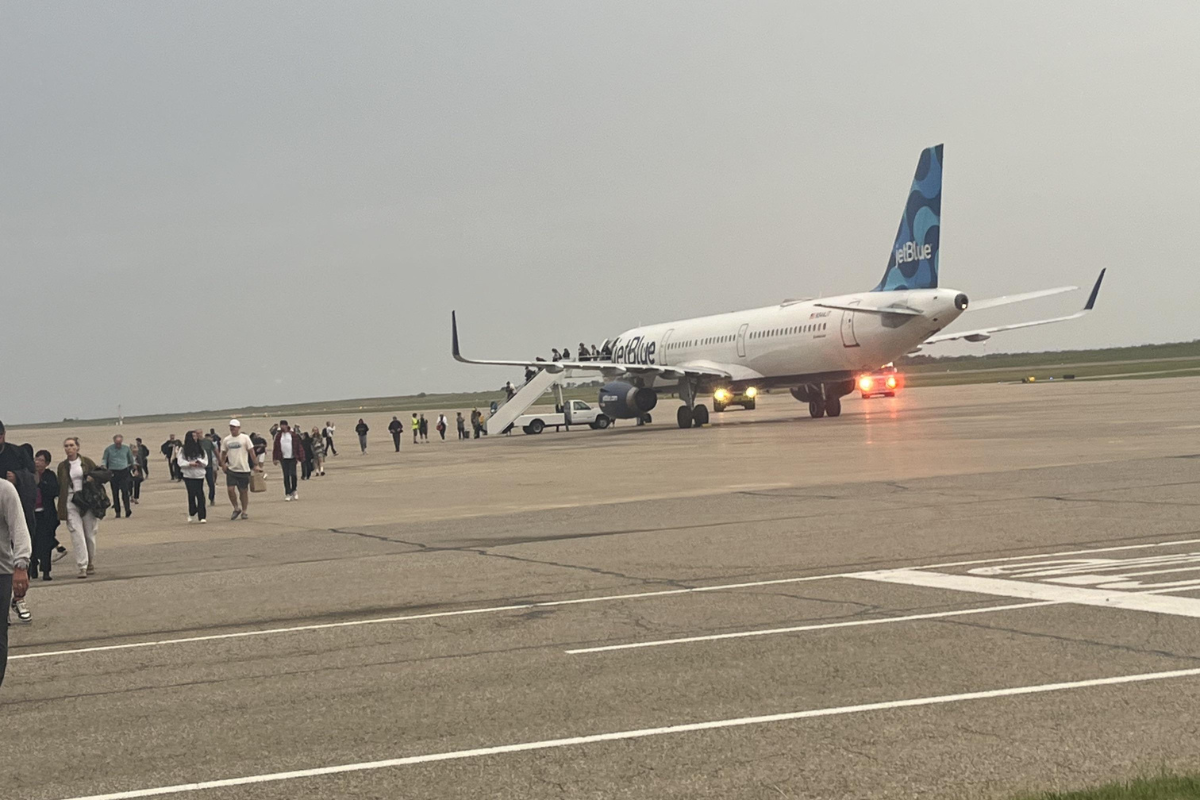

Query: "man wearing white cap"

xmin=218 ymin=419 xmax=260 ymax=521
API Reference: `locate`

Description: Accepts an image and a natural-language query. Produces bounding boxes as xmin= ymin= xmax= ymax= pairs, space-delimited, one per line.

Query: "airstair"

xmin=486 ymin=368 xmax=565 ymax=435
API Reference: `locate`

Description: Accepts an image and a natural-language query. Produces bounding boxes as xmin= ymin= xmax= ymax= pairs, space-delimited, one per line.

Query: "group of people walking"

xmin=0 ymin=402 xmax=521 ymax=689
xmin=1 ymin=419 xmax=109 ymax=678
xmin=550 ymin=343 xmax=610 ymax=362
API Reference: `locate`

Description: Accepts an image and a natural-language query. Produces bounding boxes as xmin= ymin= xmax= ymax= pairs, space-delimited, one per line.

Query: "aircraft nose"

xmin=955 ymin=293 xmax=969 ymax=310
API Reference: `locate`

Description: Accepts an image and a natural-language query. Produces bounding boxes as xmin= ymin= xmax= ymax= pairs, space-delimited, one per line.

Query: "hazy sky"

xmin=4 ymin=2 xmax=1198 ymax=423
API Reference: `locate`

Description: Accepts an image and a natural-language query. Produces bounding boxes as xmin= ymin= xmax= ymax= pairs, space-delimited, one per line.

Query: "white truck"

xmin=511 ymin=399 xmax=611 ymax=435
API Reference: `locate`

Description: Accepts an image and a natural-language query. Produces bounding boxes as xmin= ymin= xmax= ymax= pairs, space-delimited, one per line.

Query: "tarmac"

xmin=4 ymin=377 xmax=1200 ymax=800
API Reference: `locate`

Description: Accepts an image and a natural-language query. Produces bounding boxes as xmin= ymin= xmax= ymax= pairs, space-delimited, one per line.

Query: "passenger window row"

xmin=750 ymin=323 xmax=826 ymax=339
xmin=667 ymin=323 xmax=825 ymax=350
xmin=667 ymin=334 xmax=735 ymax=350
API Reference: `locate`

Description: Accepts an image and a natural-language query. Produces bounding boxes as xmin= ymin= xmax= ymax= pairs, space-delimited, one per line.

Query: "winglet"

xmin=451 ymin=310 xmax=465 ymax=362
xmin=1084 ymin=269 xmax=1105 ymax=311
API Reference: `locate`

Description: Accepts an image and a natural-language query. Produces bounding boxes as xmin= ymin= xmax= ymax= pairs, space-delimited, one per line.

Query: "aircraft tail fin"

xmin=873 ymin=144 xmax=943 ymax=291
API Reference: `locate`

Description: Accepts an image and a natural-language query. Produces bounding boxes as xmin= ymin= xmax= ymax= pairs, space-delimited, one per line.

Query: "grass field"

xmin=1013 ymin=773 xmax=1200 ymax=799
xmin=902 ymin=340 xmax=1200 ymax=388
xmin=24 ymin=340 xmax=1200 ymax=429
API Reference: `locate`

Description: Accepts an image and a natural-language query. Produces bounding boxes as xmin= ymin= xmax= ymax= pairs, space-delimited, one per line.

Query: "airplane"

xmin=453 ymin=144 xmax=1105 ymax=429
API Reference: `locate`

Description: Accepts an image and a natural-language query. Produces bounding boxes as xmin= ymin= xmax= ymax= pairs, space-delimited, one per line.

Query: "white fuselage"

xmin=608 ymin=288 xmax=967 ymax=389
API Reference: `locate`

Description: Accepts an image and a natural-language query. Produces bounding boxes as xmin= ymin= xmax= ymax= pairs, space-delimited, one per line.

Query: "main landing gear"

xmin=676 ymin=380 xmax=710 ymax=429
xmin=792 ymin=383 xmax=846 ymax=419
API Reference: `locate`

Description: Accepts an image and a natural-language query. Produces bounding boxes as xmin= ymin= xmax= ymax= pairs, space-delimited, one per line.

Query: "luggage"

xmin=250 ymin=471 xmax=267 ymax=493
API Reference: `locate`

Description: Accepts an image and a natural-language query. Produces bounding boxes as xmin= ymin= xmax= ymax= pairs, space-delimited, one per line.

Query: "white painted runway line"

xmin=11 ymin=573 xmax=849 ymax=662
xmin=565 ymin=600 xmax=1061 ymax=654
xmin=17 ymin=536 xmax=1200 ymax=662
xmin=854 ymin=568 xmax=1200 ymax=618
xmin=59 ymin=666 xmax=1200 ymax=800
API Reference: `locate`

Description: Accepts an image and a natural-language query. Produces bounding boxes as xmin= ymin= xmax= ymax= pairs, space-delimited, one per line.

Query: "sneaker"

xmin=200 ymin=519 xmax=207 ymax=524
xmin=291 ymin=492 xmax=299 ymax=501
xmin=231 ymin=508 xmax=242 ymax=521
xmin=284 ymin=495 xmax=292 ymax=502
xmin=240 ymin=512 xmax=249 ymax=520
xmin=12 ymin=598 xmax=31 ymax=622
xmin=77 ymin=568 xmax=88 ymax=579
xmin=41 ymin=574 xmax=53 ymax=582
xmin=54 ymin=547 xmax=67 ymax=562
xmin=187 ymin=516 xmax=196 ymax=523
xmin=86 ymin=563 xmax=95 ymax=575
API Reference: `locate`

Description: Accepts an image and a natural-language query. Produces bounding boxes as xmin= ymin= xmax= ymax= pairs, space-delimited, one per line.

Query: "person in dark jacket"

xmin=271 ymin=421 xmax=304 ymax=501
xmin=418 ymin=414 xmax=429 ymax=443
xmin=355 ymin=419 xmax=369 ymax=453
xmin=132 ymin=437 xmax=150 ymax=502
xmin=300 ymin=431 xmax=314 ymax=480
xmin=5 ymin=440 xmax=37 ymax=540
xmin=250 ymin=433 xmax=268 ymax=467
xmin=388 ymin=416 xmax=403 ymax=452
xmin=0 ymin=424 xmax=35 ymax=536
xmin=161 ymin=435 xmax=182 ymax=481
xmin=194 ymin=428 xmax=218 ymax=504
xmin=30 ymin=451 xmax=60 ymax=581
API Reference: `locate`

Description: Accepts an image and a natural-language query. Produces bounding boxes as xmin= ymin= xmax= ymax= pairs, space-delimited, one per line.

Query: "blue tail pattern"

xmin=873 ymin=144 xmax=942 ymax=291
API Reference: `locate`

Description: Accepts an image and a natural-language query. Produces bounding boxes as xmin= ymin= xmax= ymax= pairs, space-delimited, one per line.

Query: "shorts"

xmin=226 ymin=471 xmax=251 ymax=490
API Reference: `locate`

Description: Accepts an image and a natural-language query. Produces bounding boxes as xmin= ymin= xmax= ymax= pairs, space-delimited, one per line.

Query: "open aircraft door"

xmin=840 ymin=302 xmax=861 ymax=347
xmin=736 ymin=323 xmax=749 ymax=358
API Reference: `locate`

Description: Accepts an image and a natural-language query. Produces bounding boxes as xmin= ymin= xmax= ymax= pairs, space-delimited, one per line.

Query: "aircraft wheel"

xmin=826 ymin=395 xmax=842 ymax=418
xmin=809 ymin=399 xmax=825 ymax=419
xmin=692 ymin=404 xmax=709 ymax=427
xmin=677 ymin=406 xmax=694 ymax=429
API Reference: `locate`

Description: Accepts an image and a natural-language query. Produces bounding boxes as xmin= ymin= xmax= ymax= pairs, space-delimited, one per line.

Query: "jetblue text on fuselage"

xmin=895 ymin=241 xmax=932 ymax=264
xmin=611 ymin=336 xmax=657 ymax=365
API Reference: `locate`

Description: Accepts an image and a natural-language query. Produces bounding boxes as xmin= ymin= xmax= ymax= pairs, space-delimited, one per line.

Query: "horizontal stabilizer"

xmin=925 ymin=269 xmax=1105 ymax=345
xmin=968 ymin=285 xmax=1077 ymax=312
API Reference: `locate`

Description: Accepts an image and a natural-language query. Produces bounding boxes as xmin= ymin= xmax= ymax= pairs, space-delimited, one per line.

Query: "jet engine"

xmin=599 ymin=382 xmax=658 ymax=419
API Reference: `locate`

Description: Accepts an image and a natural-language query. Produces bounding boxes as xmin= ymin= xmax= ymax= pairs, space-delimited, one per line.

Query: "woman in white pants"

xmin=56 ymin=437 xmax=102 ymax=579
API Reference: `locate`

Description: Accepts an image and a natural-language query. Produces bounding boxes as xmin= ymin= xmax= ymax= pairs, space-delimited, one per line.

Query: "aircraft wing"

xmin=451 ymin=312 xmax=732 ymax=379
xmin=924 ymin=269 xmax=1105 ymax=345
